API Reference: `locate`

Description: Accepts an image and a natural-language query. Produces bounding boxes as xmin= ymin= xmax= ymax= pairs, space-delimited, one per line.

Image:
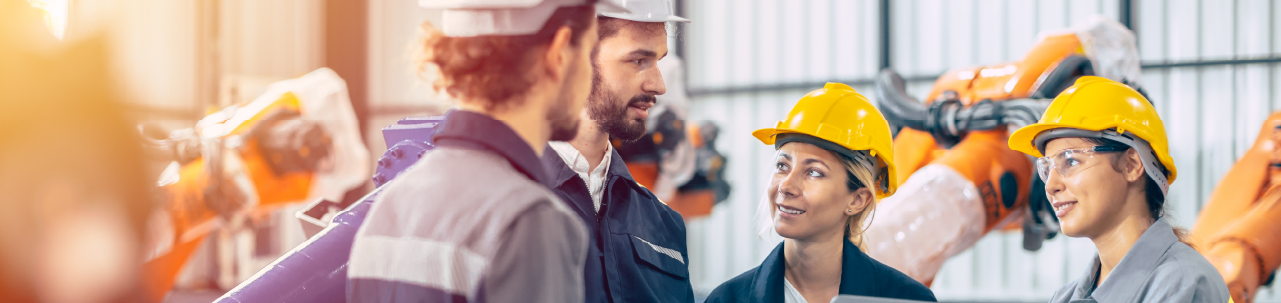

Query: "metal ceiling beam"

xmin=688 ymin=57 xmax=1281 ymax=97
xmin=674 ymin=0 xmax=686 ymax=61
xmin=1120 ymin=0 xmax=1134 ymax=30
xmin=687 ymin=74 xmax=938 ymax=97
xmin=879 ymin=0 xmax=892 ymax=70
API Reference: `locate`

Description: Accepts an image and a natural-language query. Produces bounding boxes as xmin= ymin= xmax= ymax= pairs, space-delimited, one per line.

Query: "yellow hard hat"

xmin=1008 ymin=76 xmax=1177 ymax=191
xmin=752 ymin=83 xmax=897 ymax=198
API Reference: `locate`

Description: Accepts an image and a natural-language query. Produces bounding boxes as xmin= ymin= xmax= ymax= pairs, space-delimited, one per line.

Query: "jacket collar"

xmin=1073 ymin=218 xmax=1180 ymax=301
xmin=751 ymin=239 xmax=878 ymax=302
xmin=605 ymin=146 xmax=637 ymax=183
xmin=836 ymin=240 xmax=881 ymax=294
xmin=542 ymin=144 xmax=651 ymax=218
xmin=750 ymin=243 xmax=787 ymax=302
xmin=430 ymin=110 xmax=553 ymax=188
xmin=543 ymin=145 xmax=580 ymax=187
xmin=542 ymin=143 xmax=640 ymax=189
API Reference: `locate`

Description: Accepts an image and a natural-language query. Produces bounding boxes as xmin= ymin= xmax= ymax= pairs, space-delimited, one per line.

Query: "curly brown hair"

xmin=416 ymin=3 xmax=597 ymax=111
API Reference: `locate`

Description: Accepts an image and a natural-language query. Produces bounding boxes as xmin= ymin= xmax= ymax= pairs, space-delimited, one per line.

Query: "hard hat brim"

xmin=1007 ymin=123 xmax=1068 ymax=158
xmin=598 ymin=12 xmax=691 ymax=23
xmin=1008 ymin=122 xmax=1179 ymax=182
xmin=752 ymin=128 xmax=784 ymax=146
xmin=754 ymin=128 xmax=898 ymax=198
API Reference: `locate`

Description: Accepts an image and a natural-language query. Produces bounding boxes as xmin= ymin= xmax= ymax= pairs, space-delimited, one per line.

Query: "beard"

xmin=588 ymin=69 xmax=652 ymax=142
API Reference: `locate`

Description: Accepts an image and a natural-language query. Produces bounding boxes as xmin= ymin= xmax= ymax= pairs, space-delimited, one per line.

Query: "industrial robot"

xmin=1191 ymin=112 xmax=1281 ymax=303
xmin=866 ymin=17 xmax=1145 ymax=285
xmin=139 ymin=68 xmax=369 ymax=302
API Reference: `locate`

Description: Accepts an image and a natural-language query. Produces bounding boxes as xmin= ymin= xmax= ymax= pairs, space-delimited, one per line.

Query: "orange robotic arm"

xmin=137 ymin=68 xmax=369 ymax=302
xmin=1194 ymin=112 xmax=1281 ymax=303
xmin=141 ymin=93 xmax=324 ymax=302
xmin=863 ymin=32 xmax=1095 ymax=284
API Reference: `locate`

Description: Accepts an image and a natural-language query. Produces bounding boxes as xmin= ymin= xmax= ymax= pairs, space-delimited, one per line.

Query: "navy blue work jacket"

xmin=432 ymin=110 xmax=554 ymax=186
xmin=705 ymin=240 xmax=937 ymax=303
xmin=542 ymin=148 xmax=694 ymax=303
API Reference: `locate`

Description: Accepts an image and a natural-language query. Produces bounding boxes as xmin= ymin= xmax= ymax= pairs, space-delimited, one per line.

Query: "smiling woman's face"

xmin=768 ymin=142 xmax=866 ymax=241
xmin=1042 ymin=137 xmax=1133 ymax=238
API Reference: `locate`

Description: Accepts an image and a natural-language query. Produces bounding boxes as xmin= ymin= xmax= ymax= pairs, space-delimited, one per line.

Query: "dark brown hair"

xmin=596 ymin=16 xmax=668 ymax=41
xmin=417 ymin=3 xmax=597 ymax=110
xmin=1084 ymin=137 xmax=1192 ymax=247
xmin=591 ymin=16 xmax=669 ymax=64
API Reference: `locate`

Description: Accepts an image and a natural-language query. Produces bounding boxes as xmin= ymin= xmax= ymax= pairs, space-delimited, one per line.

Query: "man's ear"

xmin=1123 ymin=149 xmax=1146 ymax=183
xmin=542 ymin=26 xmax=575 ymax=81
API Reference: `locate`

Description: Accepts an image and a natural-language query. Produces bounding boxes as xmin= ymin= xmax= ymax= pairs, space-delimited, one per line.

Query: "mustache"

xmin=627 ymin=94 xmax=656 ymax=107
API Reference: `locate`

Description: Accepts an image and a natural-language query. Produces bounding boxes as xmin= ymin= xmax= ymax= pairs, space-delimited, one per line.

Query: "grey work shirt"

xmin=348 ymin=110 xmax=589 ymax=303
xmin=1048 ymin=219 xmax=1229 ymax=303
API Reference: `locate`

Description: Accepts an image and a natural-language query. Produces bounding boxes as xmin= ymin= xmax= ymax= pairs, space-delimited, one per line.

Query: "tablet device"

xmin=829 ymin=295 xmax=936 ymax=303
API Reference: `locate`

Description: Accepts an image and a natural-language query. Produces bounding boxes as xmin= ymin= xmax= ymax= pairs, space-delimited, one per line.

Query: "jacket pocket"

xmin=628 ymin=235 xmax=689 ymax=279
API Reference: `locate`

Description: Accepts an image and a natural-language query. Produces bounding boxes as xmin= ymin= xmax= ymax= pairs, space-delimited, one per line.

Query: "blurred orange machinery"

xmin=139 ymin=69 xmax=368 ymax=302
xmin=1192 ymin=112 xmax=1281 ymax=303
xmin=618 ymin=119 xmax=730 ymax=220
xmin=615 ymin=56 xmax=731 ymax=221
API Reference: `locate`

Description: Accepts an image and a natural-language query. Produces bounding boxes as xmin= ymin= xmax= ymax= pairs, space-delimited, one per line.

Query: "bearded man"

xmin=540 ymin=1 xmax=695 ymax=302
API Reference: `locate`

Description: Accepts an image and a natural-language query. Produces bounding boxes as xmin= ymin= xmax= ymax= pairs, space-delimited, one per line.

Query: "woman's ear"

xmin=846 ymin=187 xmax=874 ymax=215
xmin=1122 ymin=149 xmax=1146 ymax=183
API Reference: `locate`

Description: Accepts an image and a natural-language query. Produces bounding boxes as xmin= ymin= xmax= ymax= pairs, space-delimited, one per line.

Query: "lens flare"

xmin=27 ymin=0 xmax=69 ymax=40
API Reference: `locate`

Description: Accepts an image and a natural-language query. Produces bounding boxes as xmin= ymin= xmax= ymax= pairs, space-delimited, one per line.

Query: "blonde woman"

xmin=705 ymin=83 xmax=936 ymax=303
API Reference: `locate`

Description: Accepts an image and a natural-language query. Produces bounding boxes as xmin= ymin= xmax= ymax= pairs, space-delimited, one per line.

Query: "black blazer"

xmin=705 ymin=239 xmax=936 ymax=303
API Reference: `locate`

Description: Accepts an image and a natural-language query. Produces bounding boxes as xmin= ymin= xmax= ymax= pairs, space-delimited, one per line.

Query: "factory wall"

xmin=110 ymin=0 xmax=325 ymax=124
xmin=680 ymin=0 xmax=1281 ymax=301
xmin=364 ymin=0 xmax=452 ymax=159
xmin=96 ymin=0 xmax=1281 ymax=300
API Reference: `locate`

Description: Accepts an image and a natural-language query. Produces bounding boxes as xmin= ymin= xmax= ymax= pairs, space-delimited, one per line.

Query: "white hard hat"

xmin=420 ymin=0 xmax=630 ymax=37
xmin=599 ymin=0 xmax=689 ymax=23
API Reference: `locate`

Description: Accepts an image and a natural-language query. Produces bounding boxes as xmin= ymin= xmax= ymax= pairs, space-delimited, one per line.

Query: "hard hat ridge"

xmin=420 ymin=0 xmax=630 ymax=37
xmin=1008 ymin=76 xmax=1177 ymax=195
xmin=598 ymin=0 xmax=690 ymax=23
xmin=752 ymin=83 xmax=898 ymax=197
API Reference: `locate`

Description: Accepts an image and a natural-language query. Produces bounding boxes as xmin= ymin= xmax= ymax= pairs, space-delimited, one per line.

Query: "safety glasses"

xmin=1035 ymin=145 xmax=1128 ymax=181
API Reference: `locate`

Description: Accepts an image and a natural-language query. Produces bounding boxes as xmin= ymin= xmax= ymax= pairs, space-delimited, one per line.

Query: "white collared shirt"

xmin=548 ymin=141 xmax=612 ymax=213
xmin=783 ymin=278 xmax=808 ymax=303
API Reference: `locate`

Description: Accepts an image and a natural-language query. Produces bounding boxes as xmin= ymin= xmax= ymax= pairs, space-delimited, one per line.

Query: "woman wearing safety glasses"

xmin=1008 ymin=76 xmax=1229 ymax=303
